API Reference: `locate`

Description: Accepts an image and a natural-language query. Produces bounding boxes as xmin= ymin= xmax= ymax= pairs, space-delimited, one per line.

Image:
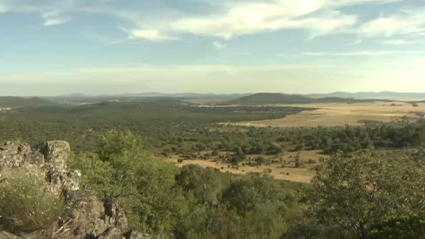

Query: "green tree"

xmin=69 ymin=130 xmax=188 ymax=237
xmin=175 ymin=165 xmax=222 ymax=205
xmin=368 ymin=212 xmax=425 ymax=239
xmin=304 ymin=151 xmax=425 ymax=239
xmin=221 ymin=174 xmax=288 ymax=216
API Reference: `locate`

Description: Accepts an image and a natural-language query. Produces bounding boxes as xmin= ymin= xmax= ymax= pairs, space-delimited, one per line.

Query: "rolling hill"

xmin=0 ymin=97 xmax=52 ymax=108
xmin=225 ymin=93 xmax=379 ymax=105
xmin=227 ymin=93 xmax=314 ymax=104
xmin=306 ymin=91 xmax=425 ymax=99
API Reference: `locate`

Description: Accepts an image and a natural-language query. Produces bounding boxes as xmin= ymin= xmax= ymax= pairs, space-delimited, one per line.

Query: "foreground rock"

xmin=0 ymin=141 xmax=149 ymax=239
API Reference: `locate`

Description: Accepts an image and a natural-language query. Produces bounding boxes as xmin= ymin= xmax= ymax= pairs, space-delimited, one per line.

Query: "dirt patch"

xmin=168 ymin=150 xmax=326 ymax=183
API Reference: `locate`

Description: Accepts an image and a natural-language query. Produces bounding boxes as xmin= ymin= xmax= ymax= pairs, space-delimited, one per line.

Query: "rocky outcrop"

xmin=0 ymin=141 xmax=149 ymax=239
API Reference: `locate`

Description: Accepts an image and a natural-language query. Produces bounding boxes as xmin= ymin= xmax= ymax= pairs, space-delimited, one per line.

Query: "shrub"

xmin=0 ymin=169 xmax=65 ymax=233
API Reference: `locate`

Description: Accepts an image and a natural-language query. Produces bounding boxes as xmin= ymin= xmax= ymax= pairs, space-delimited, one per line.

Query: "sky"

xmin=1 ymin=0 xmax=425 ymax=96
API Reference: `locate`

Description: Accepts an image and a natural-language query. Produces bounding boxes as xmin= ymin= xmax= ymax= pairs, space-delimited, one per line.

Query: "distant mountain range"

xmin=225 ymin=93 xmax=381 ymax=105
xmin=2 ymin=92 xmax=425 ymax=108
xmin=56 ymin=92 xmax=251 ymax=99
xmin=56 ymin=92 xmax=425 ymax=100
xmin=51 ymin=93 xmax=251 ymax=104
xmin=306 ymin=92 xmax=425 ymax=99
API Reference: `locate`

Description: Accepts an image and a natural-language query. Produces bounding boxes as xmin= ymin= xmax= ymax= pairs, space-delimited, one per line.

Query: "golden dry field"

xmin=229 ymin=102 xmax=425 ymax=128
xmin=168 ymin=150 xmax=326 ymax=183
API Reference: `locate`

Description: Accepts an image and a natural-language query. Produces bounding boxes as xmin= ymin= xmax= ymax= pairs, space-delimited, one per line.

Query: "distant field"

xmin=168 ymin=150 xmax=325 ymax=183
xmin=227 ymin=102 xmax=425 ymax=128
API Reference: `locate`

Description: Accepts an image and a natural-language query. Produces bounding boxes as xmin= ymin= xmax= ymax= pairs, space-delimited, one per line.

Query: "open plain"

xmin=229 ymin=101 xmax=425 ymax=128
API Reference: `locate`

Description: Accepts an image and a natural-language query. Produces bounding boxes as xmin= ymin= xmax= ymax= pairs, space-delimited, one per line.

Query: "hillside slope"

xmin=226 ymin=93 xmax=378 ymax=105
xmin=227 ymin=93 xmax=314 ymax=104
xmin=306 ymin=91 xmax=425 ymax=99
xmin=0 ymin=96 xmax=51 ymax=107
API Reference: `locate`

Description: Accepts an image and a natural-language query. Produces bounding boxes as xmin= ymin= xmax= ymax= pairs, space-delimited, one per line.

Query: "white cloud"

xmin=112 ymin=0 xmax=391 ymax=41
xmin=383 ymin=39 xmax=413 ymax=45
xmin=0 ymin=0 xmax=410 ymax=41
xmin=42 ymin=10 xmax=71 ymax=26
xmin=0 ymin=1 xmax=73 ymax=26
xmin=359 ymin=9 xmax=425 ymax=37
xmin=126 ymin=29 xmax=179 ymax=42
xmin=302 ymin=51 xmax=425 ymax=56
xmin=170 ymin=2 xmax=358 ymax=39
xmin=213 ymin=41 xmax=227 ymax=50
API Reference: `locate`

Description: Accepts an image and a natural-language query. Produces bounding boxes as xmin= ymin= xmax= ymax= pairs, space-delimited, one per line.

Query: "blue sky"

xmin=1 ymin=0 xmax=425 ymax=96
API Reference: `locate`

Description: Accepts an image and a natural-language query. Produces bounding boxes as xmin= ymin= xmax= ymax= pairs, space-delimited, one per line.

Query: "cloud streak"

xmin=159 ymin=1 xmax=370 ymax=40
xmin=42 ymin=10 xmax=70 ymax=26
xmin=0 ymin=0 xmax=420 ymax=41
xmin=359 ymin=9 xmax=425 ymax=37
xmin=213 ymin=41 xmax=227 ymax=50
xmin=126 ymin=29 xmax=179 ymax=42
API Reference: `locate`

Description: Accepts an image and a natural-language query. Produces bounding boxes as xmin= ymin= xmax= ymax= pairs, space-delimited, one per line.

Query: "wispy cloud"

xmin=126 ymin=29 xmax=179 ymax=42
xmin=170 ymin=5 xmax=357 ymax=39
xmin=0 ymin=1 xmax=74 ymax=26
xmin=42 ymin=10 xmax=70 ymax=26
xmin=213 ymin=41 xmax=227 ymax=50
xmin=110 ymin=0 xmax=392 ymax=41
xmin=0 ymin=0 xmax=420 ymax=42
xmin=302 ymin=51 xmax=425 ymax=56
xmin=383 ymin=39 xmax=413 ymax=45
xmin=359 ymin=8 xmax=425 ymax=37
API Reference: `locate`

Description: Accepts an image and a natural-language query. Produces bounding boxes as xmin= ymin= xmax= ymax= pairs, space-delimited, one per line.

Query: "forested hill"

xmin=0 ymin=96 xmax=52 ymax=108
xmin=226 ymin=93 xmax=382 ymax=105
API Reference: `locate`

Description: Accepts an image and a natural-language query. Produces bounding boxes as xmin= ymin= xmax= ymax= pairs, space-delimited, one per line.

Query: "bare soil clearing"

xmin=229 ymin=102 xmax=425 ymax=127
xmin=168 ymin=150 xmax=326 ymax=183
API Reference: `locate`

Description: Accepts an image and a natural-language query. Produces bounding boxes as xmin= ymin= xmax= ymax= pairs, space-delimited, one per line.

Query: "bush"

xmin=0 ymin=169 xmax=65 ymax=233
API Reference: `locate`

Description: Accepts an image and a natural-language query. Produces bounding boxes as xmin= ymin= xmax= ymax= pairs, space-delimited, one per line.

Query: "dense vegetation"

xmin=2 ymin=101 xmax=425 ymax=238
xmin=64 ymin=131 xmax=425 ymax=239
xmin=1 ymin=102 xmax=425 ymax=157
xmin=284 ymin=151 xmax=425 ymax=238
xmin=68 ymin=131 xmax=307 ymax=238
xmin=0 ymin=102 xmax=313 ymax=151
